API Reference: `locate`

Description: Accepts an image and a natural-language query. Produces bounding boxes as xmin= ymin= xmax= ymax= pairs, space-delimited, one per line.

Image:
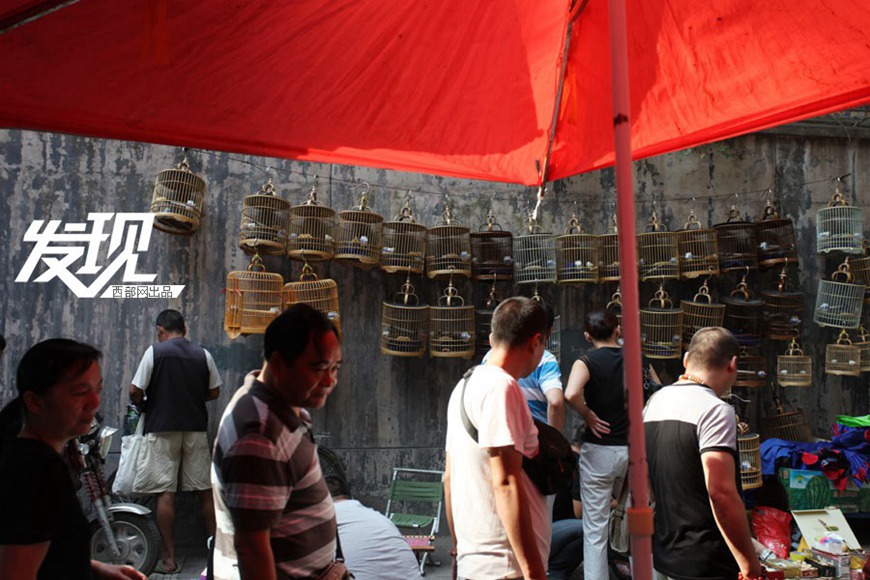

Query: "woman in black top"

xmin=0 ymin=339 xmax=146 ymax=580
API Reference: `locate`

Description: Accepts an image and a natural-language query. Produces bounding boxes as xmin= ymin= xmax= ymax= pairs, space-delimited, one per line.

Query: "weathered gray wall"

xmin=1 ymin=129 xmax=868 ymax=505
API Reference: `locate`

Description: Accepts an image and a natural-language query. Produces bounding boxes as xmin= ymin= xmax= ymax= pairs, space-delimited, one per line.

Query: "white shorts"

xmin=132 ymin=431 xmax=212 ymax=493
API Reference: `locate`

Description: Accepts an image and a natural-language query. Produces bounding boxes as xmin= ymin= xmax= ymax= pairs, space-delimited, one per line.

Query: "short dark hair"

xmin=490 ymin=297 xmax=547 ymax=349
xmin=584 ymin=308 xmax=618 ymax=341
xmin=686 ymin=327 xmax=738 ymax=370
xmin=325 ymin=475 xmax=351 ymax=498
xmin=264 ymin=304 xmax=339 ymax=365
xmin=156 ymin=309 xmax=185 ymax=333
xmin=16 ymin=338 xmax=102 ymax=399
xmin=542 ymin=302 xmax=555 ymax=331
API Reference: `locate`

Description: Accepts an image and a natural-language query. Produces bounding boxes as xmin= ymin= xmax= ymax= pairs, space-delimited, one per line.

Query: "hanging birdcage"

xmin=470 ymin=207 xmax=513 ymax=281
xmin=755 ymin=198 xmax=798 ymax=268
xmin=761 ymin=409 xmax=813 ymax=441
xmin=826 ymin=328 xmax=861 ymax=376
xmin=721 ymin=272 xmax=764 ymax=347
xmin=287 ymin=181 xmax=336 ymax=262
xmin=714 ymin=206 xmax=758 ymax=272
xmin=640 ymin=285 xmax=683 ymax=359
xmin=598 ymin=215 xmax=621 ymax=282
xmin=814 ymin=258 xmax=864 ymax=328
xmin=777 ymin=336 xmax=812 ymax=387
xmin=150 ymin=155 xmax=207 ymax=235
xmin=238 ymin=179 xmax=291 ymax=255
xmin=381 ymin=274 xmax=428 ymax=357
xmin=556 ymin=212 xmax=599 ymax=283
xmin=680 ymin=278 xmax=726 ymax=349
xmin=474 ymin=278 xmax=501 ymax=357
xmin=854 ymin=326 xmax=870 ymax=372
xmin=381 ymin=199 xmax=427 ymax=275
xmin=637 ymin=211 xmax=679 ymax=281
xmin=513 ymin=212 xmax=557 ymax=285
xmin=224 ymin=254 xmax=283 ymax=339
xmin=760 ymin=262 xmax=803 ymax=340
xmin=335 ymin=185 xmax=384 ymax=269
xmin=738 ymin=432 xmax=763 ymax=490
xmin=678 ymin=209 xmax=719 ymax=279
xmin=427 ymin=199 xmax=472 ymax=279
xmin=847 ymin=242 xmax=870 ymax=304
xmin=548 ymin=315 xmax=561 ymax=363
xmin=281 ymin=262 xmax=341 ymax=335
xmin=734 ymin=347 xmax=767 ymax=388
xmin=607 ymin=287 xmax=623 ymax=325
xmin=429 ymin=277 xmax=475 ymax=358
xmin=816 ymin=180 xmax=864 ymax=254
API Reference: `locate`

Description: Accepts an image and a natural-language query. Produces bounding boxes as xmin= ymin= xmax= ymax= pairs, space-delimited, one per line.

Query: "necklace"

xmin=678 ymin=373 xmax=713 ymax=390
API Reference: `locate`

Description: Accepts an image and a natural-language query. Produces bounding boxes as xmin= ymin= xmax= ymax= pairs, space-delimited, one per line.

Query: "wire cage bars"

xmin=777 ymin=336 xmax=812 ymax=387
xmin=470 ymin=207 xmax=513 ymax=281
xmin=429 ymin=277 xmax=475 ymax=358
xmin=381 ymin=200 xmax=427 ymax=275
xmin=760 ymin=262 xmax=803 ymax=340
xmin=513 ymin=213 xmax=557 ymax=285
xmin=714 ymin=206 xmax=758 ymax=272
xmin=598 ymin=215 xmax=621 ymax=282
xmin=721 ymin=271 xmax=764 ymax=347
xmin=555 ymin=212 xmax=599 ymax=283
xmin=381 ymin=274 xmax=428 ymax=357
xmin=826 ymin=328 xmax=861 ymax=376
xmin=814 ymin=258 xmax=864 ymax=328
xmin=680 ymin=278 xmax=726 ymax=349
xmin=238 ymin=179 xmax=291 ymax=255
xmin=847 ymin=242 xmax=870 ymax=305
xmin=548 ymin=315 xmax=561 ymax=364
xmin=637 ymin=211 xmax=679 ymax=281
xmin=335 ymin=185 xmax=384 ymax=269
xmin=734 ymin=346 xmax=767 ymax=388
xmin=281 ymin=262 xmax=341 ymax=336
xmin=755 ymin=198 xmax=798 ymax=268
xmin=738 ymin=433 xmax=763 ymax=490
xmin=150 ymin=155 xmax=207 ymax=236
xmin=640 ymin=285 xmax=683 ymax=360
xmin=760 ymin=388 xmax=813 ymax=442
xmin=678 ymin=209 xmax=720 ymax=279
xmin=854 ymin=326 xmax=870 ymax=372
xmin=427 ymin=199 xmax=472 ymax=279
xmin=287 ymin=182 xmax=336 ymax=262
xmin=224 ymin=254 xmax=284 ymax=339
xmin=816 ymin=180 xmax=864 ymax=254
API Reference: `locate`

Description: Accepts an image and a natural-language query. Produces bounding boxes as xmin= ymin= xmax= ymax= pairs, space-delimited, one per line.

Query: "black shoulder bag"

xmin=458 ymin=368 xmax=578 ymax=496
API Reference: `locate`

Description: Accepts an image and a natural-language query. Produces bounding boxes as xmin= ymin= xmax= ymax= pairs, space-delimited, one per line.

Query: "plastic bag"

xmin=751 ymin=506 xmax=792 ymax=558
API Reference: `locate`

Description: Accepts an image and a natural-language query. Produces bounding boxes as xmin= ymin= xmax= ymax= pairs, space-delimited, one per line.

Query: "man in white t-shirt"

xmin=445 ymin=296 xmax=550 ymax=580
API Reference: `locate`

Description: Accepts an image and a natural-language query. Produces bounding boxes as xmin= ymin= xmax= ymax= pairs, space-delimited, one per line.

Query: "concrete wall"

xmin=1 ymin=128 xmax=868 ymax=505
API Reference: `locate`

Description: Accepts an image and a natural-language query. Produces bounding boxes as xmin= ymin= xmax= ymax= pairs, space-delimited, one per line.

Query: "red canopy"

xmin=2 ymin=0 xmax=869 ymax=185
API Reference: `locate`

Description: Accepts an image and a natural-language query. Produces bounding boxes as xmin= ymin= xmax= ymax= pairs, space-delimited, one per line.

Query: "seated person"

xmin=325 ymin=475 xmax=421 ymax=579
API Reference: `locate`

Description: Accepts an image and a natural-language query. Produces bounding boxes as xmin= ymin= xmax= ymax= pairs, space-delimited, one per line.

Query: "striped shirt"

xmin=483 ymin=349 xmax=563 ymax=424
xmin=212 ymin=375 xmax=336 ymax=580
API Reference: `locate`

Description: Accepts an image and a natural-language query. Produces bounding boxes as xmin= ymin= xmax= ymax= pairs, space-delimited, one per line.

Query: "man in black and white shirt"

xmin=644 ymin=327 xmax=764 ymax=580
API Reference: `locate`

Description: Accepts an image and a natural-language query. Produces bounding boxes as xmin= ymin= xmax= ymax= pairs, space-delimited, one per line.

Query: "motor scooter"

xmin=69 ymin=414 xmax=161 ymax=576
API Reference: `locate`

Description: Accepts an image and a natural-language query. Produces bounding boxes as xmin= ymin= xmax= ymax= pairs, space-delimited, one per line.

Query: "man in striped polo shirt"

xmin=212 ymin=304 xmax=342 ymax=580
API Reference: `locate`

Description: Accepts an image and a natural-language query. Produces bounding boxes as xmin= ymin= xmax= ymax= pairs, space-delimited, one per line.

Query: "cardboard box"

xmin=792 ymin=508 xmax=862 ymax=552
xmin=780 ymin=468 xmax=870 ymax=513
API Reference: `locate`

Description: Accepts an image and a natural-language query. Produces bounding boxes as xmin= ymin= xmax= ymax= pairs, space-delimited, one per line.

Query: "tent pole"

xmin=608 ymin=0 xmax=654 ymax=579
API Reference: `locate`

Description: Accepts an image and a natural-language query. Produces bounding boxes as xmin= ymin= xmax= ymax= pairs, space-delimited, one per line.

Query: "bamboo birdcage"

xmin=381 ymin=200 xmax=427 ymax=275
xmin=238 ymin=179 xmax=291 ymax=255
xmin=381 ymin=274 xmax=428 ymax=357
xmin=816 ymin=181 xmax=864 ymax=254
xmin=734 ymin=346 xmax=767 ymax=388
xmin=738 ymin=432 xmax=763 ymax=490
xmin=721 ymin=271 xmax=764 ymax=347
xmin=777 ymin=336 xmax=812 ymax=386
xmin=475 ymin=278 xmax=501 ymax=357
xmin=599 ymin=215 xmax=621 ymax=282
xmin=224 ymin=254 xmax=283 ymax=339
xmin=814 ymin=258 xmax=864 ymax=328
xmin=678 ymin=209 xmax=719 ymax=279
xmin=755 ymin=198 xmax=798 ymax=268
xmin=640 ymin=285 xmax=683 ymax=359
xmin=427 ymin=199 xmax=472 ymax=279
xmin=847 ymin=241 xmax=870 ymax=304
xmin=150 ymin=155 xmax=207 ymax=235
xmin=680 ymin=278 xmax=726 ymax=349
xmin=714 ymin=206 xmax=758 ymax=272
xmin=854 ymin=326 xmax=870 ymax=372
xmin=548 ymin=315 xmax=561 ymax=363
xmin=826 ymin=328 xmax=861 ymax=376
xmin=513 ymin=212 xmax=557 ymax=285
xmin=287 ymin=182 xmax=336 ymax=262
xmin=760 ymin=386 xmax=813 ymax=441
xmin=761 ymin=262 xmax=803 ymax=340
xmin=470 ymin=207 xmax=513 ymax=281
xmin=555 ymin=212 xmax=599 ymax=283
xmin=281 ymin=262 xmax=341 ymax=335
xmin=637 ymin=211 xmax=679 ymax=281
xmin=429 ymin=277 xmax=475 ymax=358
xmin=335 ymin=185 xmax=384 ymax=269
xmin=607 ymin=287 xmax=623 ymax=325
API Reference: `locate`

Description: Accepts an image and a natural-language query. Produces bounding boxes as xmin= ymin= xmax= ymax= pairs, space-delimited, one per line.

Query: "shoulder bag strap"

xmin=458 ymin=367 xmax=478 ymax=443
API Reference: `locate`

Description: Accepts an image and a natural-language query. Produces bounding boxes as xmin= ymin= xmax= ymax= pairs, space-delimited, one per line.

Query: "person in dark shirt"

xmin=0 ymin=338 xmax=146 ymax=580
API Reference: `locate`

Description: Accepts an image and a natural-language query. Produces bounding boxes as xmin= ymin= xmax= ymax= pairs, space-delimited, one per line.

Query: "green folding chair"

xmin=384 ymin=467 xmax=444 ymax=576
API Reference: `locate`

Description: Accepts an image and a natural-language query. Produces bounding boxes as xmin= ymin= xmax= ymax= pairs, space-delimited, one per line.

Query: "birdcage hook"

xmin=355 ymin=182 xmax=372 ymax=211
xmin=304 ymin=177 xmax=321 ymax=206
xmin=832 ymin=257 xmax=854 ymax=283
xmin=650 ymin=284 xmax=673 ymax=309
xmin=397 ymin=271 xmax=420 ymax=307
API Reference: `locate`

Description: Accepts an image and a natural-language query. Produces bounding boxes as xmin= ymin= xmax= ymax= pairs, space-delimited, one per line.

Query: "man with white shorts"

xmin=128 ymin=309 xmax=221 ymax=574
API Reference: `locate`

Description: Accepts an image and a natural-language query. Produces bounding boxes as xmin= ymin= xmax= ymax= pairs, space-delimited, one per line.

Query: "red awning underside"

xmin=1 ymin=0 xmax=869 ymax=185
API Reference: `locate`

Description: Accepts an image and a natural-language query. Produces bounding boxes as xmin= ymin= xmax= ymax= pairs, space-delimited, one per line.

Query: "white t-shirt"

xmin=334 ymin=499 xmax=421 ymax=580
xmin=445 ymin=364 xmax=550 ymax=579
